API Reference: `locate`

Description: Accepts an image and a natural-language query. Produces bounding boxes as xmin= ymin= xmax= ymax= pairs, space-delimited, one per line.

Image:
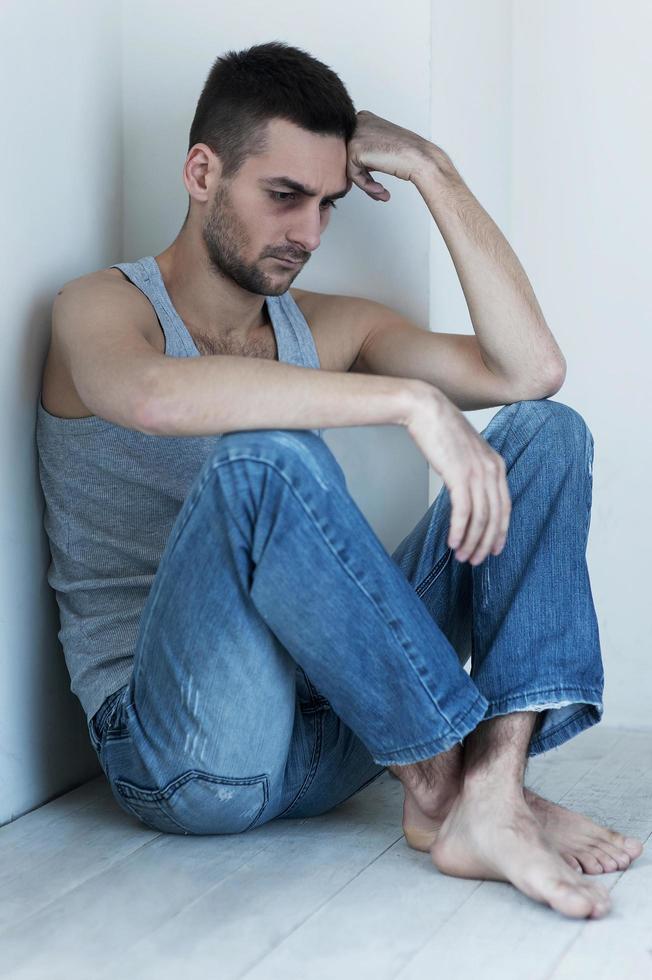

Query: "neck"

xmin=155 ymin=228 xmax=269 ymax=338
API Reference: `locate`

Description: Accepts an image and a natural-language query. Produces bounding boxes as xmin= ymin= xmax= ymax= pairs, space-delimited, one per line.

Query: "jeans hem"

xmin=370 ymin=692 xmax=489 ymax=766
xmin=528 ymin=703 xmax=603 ymax=757
xmin=480 ymin=688 xmax=604 ymax=758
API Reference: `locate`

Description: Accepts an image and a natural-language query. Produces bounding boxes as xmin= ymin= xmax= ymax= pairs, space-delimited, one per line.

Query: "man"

xmin=37 ymin=40 xmax=642 ymax=920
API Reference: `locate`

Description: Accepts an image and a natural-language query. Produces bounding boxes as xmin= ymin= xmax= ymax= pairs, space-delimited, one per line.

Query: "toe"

xmin=585 ymin=884 xmax=611 ymax=918
xmin=623 ymin=837 xmax=644 ymax=859
xmin=606 ymin=829 xmax=643 ymax=859
xmin=592 ymin=848 xmax=618 ymax=873
xmin=598 ymin=841 xmax=631 ymax=870
xmin=561 ymin=852 xmax=583 ymax=874
xmin=576 ymin=850 xmax=606 ymax=875
xmin=549 ymin=880 xmax=597 ymax=919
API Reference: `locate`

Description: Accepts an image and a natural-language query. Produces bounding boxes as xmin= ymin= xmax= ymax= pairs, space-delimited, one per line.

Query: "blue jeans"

xmin=87 ymin=398 xmax=603 ymax=835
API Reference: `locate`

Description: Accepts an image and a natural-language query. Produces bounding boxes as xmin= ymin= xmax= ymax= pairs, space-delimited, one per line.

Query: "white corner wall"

xmin=0 ymin=0 xmax=122 ymax=825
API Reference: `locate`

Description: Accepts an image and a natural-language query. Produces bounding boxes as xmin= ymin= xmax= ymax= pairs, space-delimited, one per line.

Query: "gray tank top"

xmin=36 ymin=255 xmax=322 ymax=723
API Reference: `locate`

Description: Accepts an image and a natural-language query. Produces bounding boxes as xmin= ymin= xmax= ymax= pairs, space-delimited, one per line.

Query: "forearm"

xmin=142 ymin=354 xmax=426 ymax=437
xmin=411 ymin=147 xmax=566 ymax=388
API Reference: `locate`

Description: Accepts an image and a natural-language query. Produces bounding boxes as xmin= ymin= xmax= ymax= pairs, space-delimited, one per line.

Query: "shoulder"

xmin=55 ymin=265 xmax=136 ymax=300
xmin=52 ymin=267 xmax=161 ymax=346
xmin=288 ymin=286 xmax=387 ymax=321
xmin=287 ymin=287 xmax=408 ymax=373
xmin=54 ymin=266 xmax=156 ymax=322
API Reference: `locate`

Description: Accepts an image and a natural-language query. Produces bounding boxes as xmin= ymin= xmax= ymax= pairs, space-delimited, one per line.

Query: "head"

xmin=182 ymin=41 xmax=357 ymax=295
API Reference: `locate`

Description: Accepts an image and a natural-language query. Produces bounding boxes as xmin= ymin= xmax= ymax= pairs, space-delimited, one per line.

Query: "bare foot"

xmin=430 ymin=782 xmax=611 ymax=919
xmin=402 ymin=784 xmax=645 ymax=876
xmin=524 ymin=787 xmax=644 ymax=874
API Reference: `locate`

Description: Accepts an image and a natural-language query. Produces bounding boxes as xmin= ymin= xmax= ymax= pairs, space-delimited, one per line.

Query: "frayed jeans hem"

xmin=478 ymin=688 xmax=604 ymax=759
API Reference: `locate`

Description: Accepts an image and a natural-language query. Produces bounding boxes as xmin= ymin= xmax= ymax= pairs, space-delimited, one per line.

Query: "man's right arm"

xmin=53 ymin=274 xmax=511 ymax=566
xmin=53 ymin=274 xmax=428 ymax=437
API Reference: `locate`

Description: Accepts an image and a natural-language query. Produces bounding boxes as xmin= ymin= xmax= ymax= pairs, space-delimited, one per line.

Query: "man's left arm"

xmin=410 ymin=145 xmax=566 ymax=392
xmin=346 ymin=110 xmax=567 ymax=401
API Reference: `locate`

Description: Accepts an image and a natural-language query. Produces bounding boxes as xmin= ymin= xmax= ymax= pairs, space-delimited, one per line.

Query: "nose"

xmin=285 ymin=208 xmax=322 ymax=254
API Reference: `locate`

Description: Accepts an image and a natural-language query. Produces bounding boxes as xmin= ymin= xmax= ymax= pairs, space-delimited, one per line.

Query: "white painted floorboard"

xmin=1 ymin=725 xmax=650 ymax=979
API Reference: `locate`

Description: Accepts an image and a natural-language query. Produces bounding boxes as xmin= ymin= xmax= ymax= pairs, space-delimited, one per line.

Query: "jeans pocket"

xmin=111 ymin=770 xmax=270 ymax=836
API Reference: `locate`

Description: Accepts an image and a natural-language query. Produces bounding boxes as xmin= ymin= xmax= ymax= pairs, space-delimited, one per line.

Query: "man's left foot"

xmin=402 ymin=785 xmax=645 ymax=873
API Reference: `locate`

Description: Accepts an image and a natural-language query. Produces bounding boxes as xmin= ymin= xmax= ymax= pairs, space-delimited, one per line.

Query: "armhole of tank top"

xmin=109 ymin=265 xmax=168 ymax=356
xmin=281 ymin=291 xmax=321 ymax=370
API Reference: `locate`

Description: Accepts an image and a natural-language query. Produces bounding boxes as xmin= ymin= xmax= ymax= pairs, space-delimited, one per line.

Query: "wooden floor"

xmin=1 ymin=725 xmax=651 ymax=979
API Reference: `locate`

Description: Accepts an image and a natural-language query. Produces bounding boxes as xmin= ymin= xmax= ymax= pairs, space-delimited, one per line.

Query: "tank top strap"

xmin=109 ymin=256 xmax=198 ymax=357
xmin=110 ymin=256 xmax=321 ymax=374
xmin=270 ymin=291 xmax=321 ymax=370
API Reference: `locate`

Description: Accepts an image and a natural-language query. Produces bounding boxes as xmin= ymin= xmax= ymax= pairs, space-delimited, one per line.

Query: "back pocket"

xmin=112 ymin=769 xmax=270 ymax=835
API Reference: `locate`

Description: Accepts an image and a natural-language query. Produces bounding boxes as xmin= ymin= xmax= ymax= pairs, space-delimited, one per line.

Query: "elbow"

xmin=514 ymin=357 xmax=567 ymax=402
xmin=137 ymin=397 xmax=163 ymax=435
xmin=541 ymin=356 xmax=567 ymax=397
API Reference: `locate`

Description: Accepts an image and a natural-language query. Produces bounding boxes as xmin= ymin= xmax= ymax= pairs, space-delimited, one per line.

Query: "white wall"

xmin=510 ymin=0 xmax=652 ymax=726
xmin=0 ymin=0 xmax=121 ymax=825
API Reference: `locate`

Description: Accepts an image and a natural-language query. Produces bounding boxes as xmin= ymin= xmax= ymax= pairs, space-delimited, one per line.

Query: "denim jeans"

xmin=87 ymin=398 xmax=603 ymax=835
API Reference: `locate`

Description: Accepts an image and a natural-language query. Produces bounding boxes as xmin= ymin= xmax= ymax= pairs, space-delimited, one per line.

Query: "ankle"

xmin=461 ymin=764 xmax=525 ymax=800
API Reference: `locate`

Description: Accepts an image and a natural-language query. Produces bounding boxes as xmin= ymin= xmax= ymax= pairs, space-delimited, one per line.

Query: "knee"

xmin=496 ymin=398 xmax=593 ymax=460
xmin=215 ymin=428 xmax=345 ymax=492
xmin=520 ymin=398 xmax=593 ymax=451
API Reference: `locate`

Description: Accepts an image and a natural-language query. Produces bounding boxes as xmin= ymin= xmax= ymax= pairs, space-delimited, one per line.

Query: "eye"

xmin=269 ymin=192 xmax=336 ymax=210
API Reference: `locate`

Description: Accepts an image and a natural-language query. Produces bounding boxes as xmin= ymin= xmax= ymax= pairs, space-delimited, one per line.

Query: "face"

xmin=200 ymin=118 xmax=351 ymax=296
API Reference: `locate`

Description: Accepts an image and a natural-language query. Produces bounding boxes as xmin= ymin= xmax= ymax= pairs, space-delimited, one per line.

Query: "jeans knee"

xmin=511 ymin=398 xmax=594 ymax=455
xmin=216 ymin=429 xmax=344 ymax=492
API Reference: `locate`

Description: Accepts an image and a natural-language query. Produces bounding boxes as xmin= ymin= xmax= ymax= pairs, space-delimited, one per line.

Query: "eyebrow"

xmin=259 ymin=176 xmax=350 ymax=201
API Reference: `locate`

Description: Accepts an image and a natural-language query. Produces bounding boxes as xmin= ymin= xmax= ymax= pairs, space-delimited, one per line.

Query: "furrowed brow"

xmin=259 ymin=176 xmax=350 ymax=201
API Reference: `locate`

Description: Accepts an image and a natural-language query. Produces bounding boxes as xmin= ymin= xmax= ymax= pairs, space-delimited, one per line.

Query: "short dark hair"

xmin=187 ymin=40 xmax=357 ymax=181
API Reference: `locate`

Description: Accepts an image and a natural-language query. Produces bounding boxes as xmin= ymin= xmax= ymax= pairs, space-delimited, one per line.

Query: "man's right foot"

xmin=429 ymin=780 xmax=611 ymax=919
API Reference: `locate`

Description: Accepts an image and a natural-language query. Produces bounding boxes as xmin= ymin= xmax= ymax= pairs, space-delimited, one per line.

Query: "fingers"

xmin=452 ymin=451 xmax=511 ymax=564
xmin=456 ymin=478 xmax=489 ymax=564
xmin=348 ymin=164 xmax=391 ymax=201
xmin=447 ymin=483 xmax=472 ymax=552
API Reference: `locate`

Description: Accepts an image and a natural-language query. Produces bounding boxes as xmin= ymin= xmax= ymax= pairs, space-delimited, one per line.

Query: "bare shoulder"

xmin=288 ymin=286 xmax=390 ymax=373
xmin=43 ymin=267 xmax=161 ymax=420
xmin=56 ymin=265 xmax=143 ymax=302
xmin=54 ymin=267 xmax=160 ymax=341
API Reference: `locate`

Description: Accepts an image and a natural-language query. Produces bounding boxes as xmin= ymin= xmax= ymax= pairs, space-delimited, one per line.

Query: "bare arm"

xmin=347 ymin=110 xmax=566 ymax=390
xmin=54 ymin=273 xmax=424 ymax=438
xmin=410 ymin=147 xmax=566 ymax=388
xmin=143 ymin=356 xmax=422 ymax=436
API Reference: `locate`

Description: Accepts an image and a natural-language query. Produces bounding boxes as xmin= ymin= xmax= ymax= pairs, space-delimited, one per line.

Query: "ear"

xmin=184 ymin=143 xmax=221 ymax=204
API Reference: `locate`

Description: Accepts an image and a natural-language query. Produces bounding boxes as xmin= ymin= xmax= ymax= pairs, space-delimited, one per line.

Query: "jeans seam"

xmin=275 ymin=711 xmax=324 ymax=819
xmin=415 ymin=548 xmax=453 ymax=597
